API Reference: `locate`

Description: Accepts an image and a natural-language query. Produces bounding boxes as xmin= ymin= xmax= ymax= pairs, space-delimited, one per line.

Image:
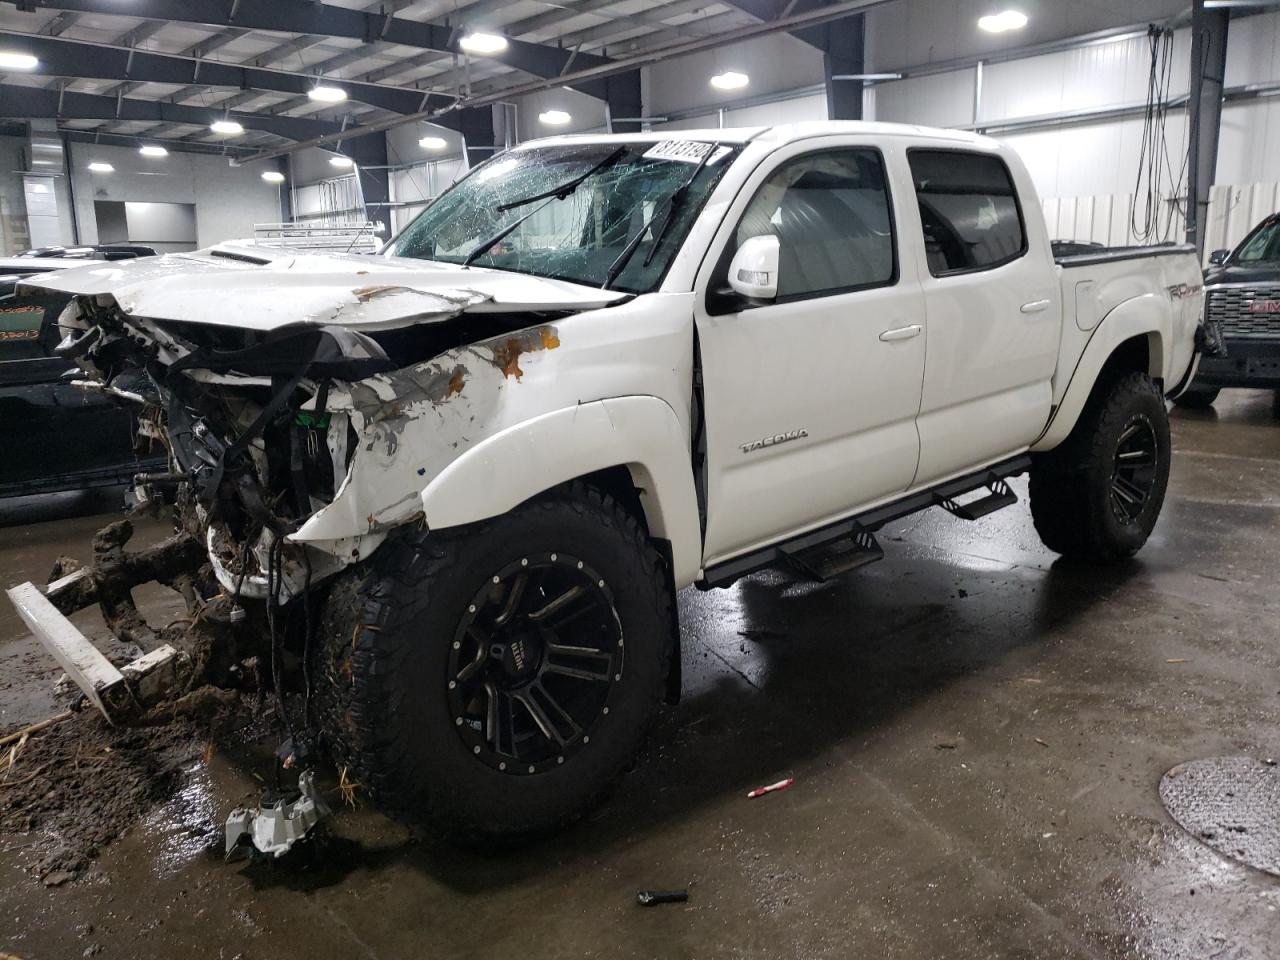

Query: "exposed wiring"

xmin=1130 ymin=25 xmax=1187 ymax=244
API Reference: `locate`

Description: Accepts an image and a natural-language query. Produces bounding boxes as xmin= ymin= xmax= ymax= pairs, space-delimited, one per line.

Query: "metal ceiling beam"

xmin=241 ymin=0 xmax=892 ymax=163
xmin=716 ymin=0 xmax=833 ymax=48
xmin=0 ymin=32 xmax=441 ymax=114
xmin=61 ymin=127 xmax=267 ymax=156
xmin=0 ymin=83 xmax=346 ymax=140
xmin=8 ymin=0 xmax=619 ymax=97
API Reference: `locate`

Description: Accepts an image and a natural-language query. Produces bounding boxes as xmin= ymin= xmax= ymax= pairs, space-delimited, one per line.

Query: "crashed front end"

xmin=37 ymin=255 xmax=618 ymax=613
xmin=2 ymin=247 xmax=626 ymax=731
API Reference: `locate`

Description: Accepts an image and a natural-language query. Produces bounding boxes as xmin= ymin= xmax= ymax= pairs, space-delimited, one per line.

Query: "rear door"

xmin=694 ymin=139 xmax=928 ymax=565
xmin=906 ymin=148 xmax=1060 ymax=485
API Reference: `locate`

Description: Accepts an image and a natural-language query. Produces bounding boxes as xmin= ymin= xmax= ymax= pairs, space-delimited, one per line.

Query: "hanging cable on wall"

xmin=1130 ymin=25 xmax=1185 ymax=244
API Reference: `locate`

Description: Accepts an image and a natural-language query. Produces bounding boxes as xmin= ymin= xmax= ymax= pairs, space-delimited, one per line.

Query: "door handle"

xmin=878 ymin=324 xmax=922 ymax=342
xmin=1020 ymin=298 xmax=1052 ymax=314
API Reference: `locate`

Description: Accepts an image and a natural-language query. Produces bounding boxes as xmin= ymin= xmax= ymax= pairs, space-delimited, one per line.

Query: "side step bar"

xmin=935 ymin=474 xmax=1018 ymax=521
xmin=702 ymin=454 xmax=1030 ymax=588
xmin=783 ymin=527 xmax=883 ymax=582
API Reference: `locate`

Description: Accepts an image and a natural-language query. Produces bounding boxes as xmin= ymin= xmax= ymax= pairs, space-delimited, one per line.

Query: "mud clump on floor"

xmin=0 ymin=693 xmax=240 ymax=883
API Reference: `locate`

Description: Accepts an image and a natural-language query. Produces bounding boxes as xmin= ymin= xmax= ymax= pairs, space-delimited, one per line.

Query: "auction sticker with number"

xmin=642 ymin=140 xmax=732 ymax=165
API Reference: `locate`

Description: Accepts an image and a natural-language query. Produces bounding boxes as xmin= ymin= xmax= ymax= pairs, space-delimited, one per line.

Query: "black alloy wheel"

xmin=1109 ymin=416 xmax=1159 ymax=524
xmin=447 ymin=553 xmax=624 ymax=775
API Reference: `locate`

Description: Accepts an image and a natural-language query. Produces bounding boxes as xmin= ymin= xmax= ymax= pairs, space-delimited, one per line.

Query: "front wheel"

xmin=1029 ymin=371 xmax=1171 ymax=561
xmin=314 ymin=482 xmax=675 ymax=837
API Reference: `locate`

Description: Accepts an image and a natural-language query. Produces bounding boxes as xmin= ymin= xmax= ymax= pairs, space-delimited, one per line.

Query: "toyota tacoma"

xmin=9 ymin=122 xmax=1204 ymax=836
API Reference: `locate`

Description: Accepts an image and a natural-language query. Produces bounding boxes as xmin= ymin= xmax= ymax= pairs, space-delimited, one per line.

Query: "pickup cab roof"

xmin=522 ymin=120 xmax=1001 ymax=151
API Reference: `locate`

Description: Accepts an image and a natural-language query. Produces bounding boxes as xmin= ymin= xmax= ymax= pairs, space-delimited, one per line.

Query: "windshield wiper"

xmin=602 ymin=142 xmax=720 ymax=290
xmin=496 ymin=145 xmax=627 ymax=213
xmin=463 ymin=146 xmax=629 ymax=267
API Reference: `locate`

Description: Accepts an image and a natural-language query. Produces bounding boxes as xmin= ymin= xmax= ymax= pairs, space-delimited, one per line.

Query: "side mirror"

xmin=1208 ymin=248 xmax=1229 ymax=266
xmin=728 ymin=235 xmax=780 ymax=301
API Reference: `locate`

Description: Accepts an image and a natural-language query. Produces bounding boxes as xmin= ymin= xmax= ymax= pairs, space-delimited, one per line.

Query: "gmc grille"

xmin=1206 ymin=285 xmax=1280 ymax=338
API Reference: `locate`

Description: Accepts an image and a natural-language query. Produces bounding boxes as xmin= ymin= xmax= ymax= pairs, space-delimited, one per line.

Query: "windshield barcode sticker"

xmin=642 ymin=140 xmax=731 ymax=165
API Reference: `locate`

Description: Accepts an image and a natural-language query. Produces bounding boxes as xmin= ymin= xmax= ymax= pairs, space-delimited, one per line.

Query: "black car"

xmin=0 ymin=249 xmax=165 ymax=497
xmin=1180 ymin=213 xmax=1280 ymax=412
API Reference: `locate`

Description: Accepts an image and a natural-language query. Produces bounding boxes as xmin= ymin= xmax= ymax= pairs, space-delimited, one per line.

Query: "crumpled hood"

xmin=19 ymin=242 xmax=630 ymax=331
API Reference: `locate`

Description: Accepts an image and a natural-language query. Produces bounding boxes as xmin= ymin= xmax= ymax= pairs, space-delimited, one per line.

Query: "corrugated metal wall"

xmin=1041 ymin=181 xmax=1280 ymax=263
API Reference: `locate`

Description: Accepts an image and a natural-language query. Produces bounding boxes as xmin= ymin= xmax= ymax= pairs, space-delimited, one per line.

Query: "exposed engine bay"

xmin=44 ymin=258 xmax=616 ymax=613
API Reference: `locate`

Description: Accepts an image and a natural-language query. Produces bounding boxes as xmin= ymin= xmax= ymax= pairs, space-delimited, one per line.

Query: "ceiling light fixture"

xmin=329 ymin=155 xmax=355 ymax=168
xmin=419 ymin=135 xmax=448 ymax=150
xmin=139 ymin=145 xmax=168 ymax=158
xmin=261 ymin=170 xmax=285 ymax=183
xmin=459 ymin=32 xmax=508 ymax=55
xmin=87 ymin=162 xmax=114 ymax=173
xmin=0 ymin=52 xmax=38 ymax=70
xmin=307 ymin=84 xmax=347 ymax=103
xmin=978 ymin=10 xmax=1028 ymax=32
xmin=539 ymin=109 xmax=572 ymax=126
xmin=710 ymin=70 xmax=749 ymax=90
xmin=210 ymin=119 xmax=244 ymax=135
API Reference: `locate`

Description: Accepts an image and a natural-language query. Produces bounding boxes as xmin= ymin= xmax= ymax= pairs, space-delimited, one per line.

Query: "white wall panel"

xmin=644 ymin=34 xmax=824 ymax=119
xmin=1217 ymin=98 xmax=1280 ymax=186
xmin=1223 ymin=10 xmax=1280 ymax=87
xmin=979 ymin=31 xmax=1190 ymax=123
xmin=871 ymin=69 xmax=976 ymax=128
xmin=67 ymin=141 xmax=280 ymax=247
xmin=865 ymin=0 xmax=1188 ymax=74
xmin=725 ymin=93 xmax=828 ymax=127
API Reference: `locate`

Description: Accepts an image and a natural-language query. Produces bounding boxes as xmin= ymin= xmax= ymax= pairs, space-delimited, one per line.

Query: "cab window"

xmin=729 ymin=148 xmax=897 ymax=302
xmin=908 ymin=149 xmax=1026 ymax=276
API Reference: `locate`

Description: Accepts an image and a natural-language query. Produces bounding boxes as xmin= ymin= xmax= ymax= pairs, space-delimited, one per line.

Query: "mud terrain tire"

xmin=1029 ymin=371 xmax=1171 ymax=561
xmin=314 ymin=481 xmax=674 ymax=837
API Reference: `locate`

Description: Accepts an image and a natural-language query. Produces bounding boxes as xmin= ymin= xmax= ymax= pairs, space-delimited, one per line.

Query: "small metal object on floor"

xmin=636 ymin=889 xmax=689 ymax=906
xmin=1160 ymin=756 xmax=1280 ymax=877
xmin=225 ymin=769 xmax=332 ymax=861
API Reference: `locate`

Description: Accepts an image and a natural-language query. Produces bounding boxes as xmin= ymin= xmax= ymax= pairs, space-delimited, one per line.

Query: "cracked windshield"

xmin=387 ymin=139 xmax=739 ymax=292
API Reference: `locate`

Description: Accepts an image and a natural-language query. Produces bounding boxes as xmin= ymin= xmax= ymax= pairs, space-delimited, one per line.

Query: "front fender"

xmin=420 ymin=396 xmax=703 ymax=587
xmin=1032 ymin=294 xmax=1166 ymax=452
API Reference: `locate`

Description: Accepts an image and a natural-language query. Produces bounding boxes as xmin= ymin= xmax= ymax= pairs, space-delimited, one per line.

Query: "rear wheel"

xmin=1030 ymin=371 xmax=1171 ymax=561
xmin=314 ymin=482 xmax=674 ymax=837
xmin=1173 ymin=385 xmax=1220 ymax=409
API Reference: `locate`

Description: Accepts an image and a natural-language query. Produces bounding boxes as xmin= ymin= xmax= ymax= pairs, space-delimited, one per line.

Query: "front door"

xmin=694 ymin=141 xmax=928 ymax=566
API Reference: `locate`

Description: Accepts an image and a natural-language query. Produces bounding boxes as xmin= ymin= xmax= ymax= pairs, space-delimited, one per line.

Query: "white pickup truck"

xmin=17 ymin=122 xmax=1204 ymax=835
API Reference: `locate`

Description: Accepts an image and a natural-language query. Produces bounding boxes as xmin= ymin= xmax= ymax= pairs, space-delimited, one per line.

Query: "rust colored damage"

xmin=489 ymin=326 xmax=562 ymax=381
xmin=352 ymin=284 xmax=412 ymax=302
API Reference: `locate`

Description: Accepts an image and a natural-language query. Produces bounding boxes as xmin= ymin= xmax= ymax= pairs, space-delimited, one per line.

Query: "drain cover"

xmin=1160 ymin=756 xmax=1280 ymax=877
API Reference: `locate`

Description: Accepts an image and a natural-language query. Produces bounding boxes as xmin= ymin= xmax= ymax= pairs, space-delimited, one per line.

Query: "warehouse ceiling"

xmin=0 ymin=0 xmax=783 ymax=154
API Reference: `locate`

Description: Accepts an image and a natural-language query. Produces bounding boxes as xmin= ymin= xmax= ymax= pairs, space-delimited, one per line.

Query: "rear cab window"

xmin=907 ymin=149 xmax=1026 ymax=277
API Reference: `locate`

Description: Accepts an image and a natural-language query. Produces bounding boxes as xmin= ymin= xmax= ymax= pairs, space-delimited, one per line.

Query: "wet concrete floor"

xmin=3 ymin=390 xmax=1280 ymax=959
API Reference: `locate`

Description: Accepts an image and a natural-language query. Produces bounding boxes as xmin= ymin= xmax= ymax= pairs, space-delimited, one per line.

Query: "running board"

xmin=782 ymin=527 xmax=883 ymax=582
xmin=701 ymin=454 xmax=1030 ymax=588
xmin=934 ymin=475 xmax=1017 ymax=521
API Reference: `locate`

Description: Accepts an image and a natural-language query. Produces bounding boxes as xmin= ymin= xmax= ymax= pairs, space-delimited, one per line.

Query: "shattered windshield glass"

xmin=386 ymin=140 xmax=740 ymax=292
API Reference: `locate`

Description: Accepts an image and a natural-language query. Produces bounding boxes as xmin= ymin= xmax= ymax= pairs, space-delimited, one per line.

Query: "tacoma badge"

xmin=741 ymin=429 xmax=809 ymax=454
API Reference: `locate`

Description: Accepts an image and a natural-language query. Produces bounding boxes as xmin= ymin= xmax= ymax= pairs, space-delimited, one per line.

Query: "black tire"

xmin=1173 ymin=386 xmax=1220 ymax=409
xmin=1273 ymin=390 xmax=1280 ymax=419
xmin=314 ymin=481 xmax=675 ymax=837
xmin=1029 ymin=371 xmax=1171 ymax=561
